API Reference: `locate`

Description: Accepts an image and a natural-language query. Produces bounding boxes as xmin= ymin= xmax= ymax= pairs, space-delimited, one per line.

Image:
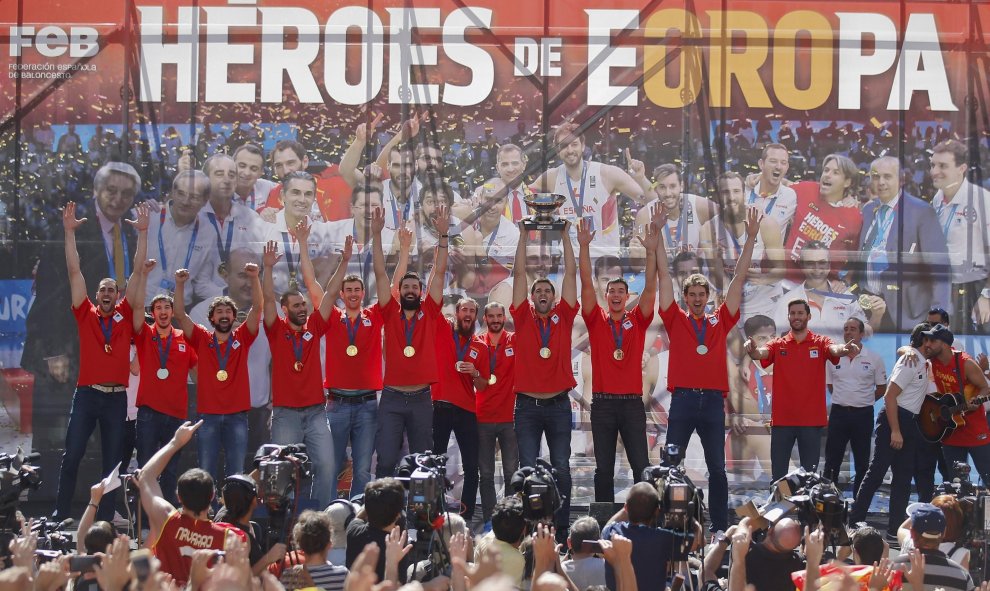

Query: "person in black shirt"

xmin=346 ymin=478 xmax=410 ymax=583
xmin=744 ymin=518 xmax=811 ymax=591
xmin=214 ymin=474 xmax=286 ymax=574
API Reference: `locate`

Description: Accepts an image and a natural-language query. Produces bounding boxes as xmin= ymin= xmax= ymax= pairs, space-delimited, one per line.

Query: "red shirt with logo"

xmin=509 ymin=298 xmax=579 ymax=393
xmin=73 ymin=297 xmax=134 ymax=387
xmin=660 ymin=301 xmax=739 ymax=394
xmin=267 ymin=312 xmax=329 ymax=407
xmin=930 ymin=350 xmax=990 ymax=448
xmin=134 ymin=324 xmax=197 ymax=419
xmin=760 ymin=331 xmax=839 ymax=426
xmin=382 ymin=296 xmax=442 ymax=387
xmin=264 ymin=166 xmax=352 ymax=222
xmin=324 ymin=305 xmax=384 ymax=391
xmin=477 ymin=331 xmax=516 ymax=423
xmin=583 ymin=305 xmax=652 ymax=395
xmin=785 ymin=181 xmax=863 ymax=282
xmin=432 ymin=317 xmax=490 ymax=412
xmin=187 ymin=322 xmax=257 ymax=415
xmin=152 ymin=510 xmax=246 ymax=586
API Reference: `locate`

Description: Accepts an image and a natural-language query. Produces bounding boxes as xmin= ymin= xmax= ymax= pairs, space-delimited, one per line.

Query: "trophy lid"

xmin=524 ymin=192 xmax=567 ymax=208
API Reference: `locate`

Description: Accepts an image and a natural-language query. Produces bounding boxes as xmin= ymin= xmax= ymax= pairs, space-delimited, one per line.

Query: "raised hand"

xmin=602 ymin=533 xmax=633 ymax=566
xmin=904 ymin=549 xmax=925 ymax=590
xmin=744 ymin=207 xmax=763 ymax=242
xmin=625 ymin=148 xmax=647 ymax=182
xmin=867 ymin=558 xmax=895 ymax=591
xmin=172 ymin=419 xmax=204 ymax=447
xmin=355 ymin=113 xmax=384 ymax=143
xmin=63 ymin=202 xmax=87 ymax=231
xmin=94 ymin=535 xmax=132 ymax=591
xmin=804 ymin=525 xmax=825 ymax=566
xmin=384 ymin=526 xmax=413 ymax=567
xmin=843 ymin=340 xmax=862 ymax=357
xmin=650 ymin=201 xmax=668 ymax=226
xmin=576 ymin=217 xmax=595 ymax=246
xmin=341 ymin=235 xmax=354 ymax=264
xmin=143 ymin=259 xmax=158 ymax=274
xmin=243 ymin=262 xmax=259 ymax=278
xmin=262 ymin=240 xmax=281 ymax=268
xmin=177 ymin=149 xmax=194 ymax=173
xmin=366 ymin=163 xmax=383 ymax=181
xmin=125 ymin=202 xmax=151 ymax=232
xmin=175 ymin=269 xmax=190 ymax=285
xmin=371 ymin=207 xmax=386 ymax=236
xmin=294 ymin=219 xmax=312 ymax=244
xmin=433 ymin=204 xmax=450 ymax=237
xmin=397 ymin=222 xmax=413 ymax=251
xmin=636 ymin=217 xmax=660 ymax=252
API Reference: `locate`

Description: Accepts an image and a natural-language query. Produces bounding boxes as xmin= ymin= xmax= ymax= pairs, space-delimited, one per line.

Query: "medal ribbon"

xmin=206 ymin=212 xmax=235 ymax=265
xmin=489 ymin=341 xmax=500 ymax=376
xmin=748 ymin=187 xmax=777 ymax=216
xmin=344 ymin=314 xmax=360 ymax=347
xmin=689 ymin=315 xmax=708 ymax=349
xmin=536 ymin=317 xmax=552 ymax=350
xmin=401 ymin=313 xmax=419 ymax=349
xmin=281 ymin=231 xmax=298 ymax=283
xmin=934 ymin=200 xmax=959 ymax=238
xmin=608 ymin=315 xmax=626 ymax=354
xmin=287 ymin=331 xmax=305 ymax=365
xmin=212 ymin=333 xmax=233 ymax=373
xmin=98 ymin=314 xmax=114 ymax=350
xmin=153 ymin=329 xmax=174 ymax=370
xmin=564 ymin=161 xmax=588 ymax=218
xmin=159 ymin=207 xmax=200 ymax=275
xmin=453 ymin=327 xmax=470 ymax=361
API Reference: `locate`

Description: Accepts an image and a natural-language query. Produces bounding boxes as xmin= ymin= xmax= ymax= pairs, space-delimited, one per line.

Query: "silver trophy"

xmin=521 ymin=193 xmax=567 ymax=231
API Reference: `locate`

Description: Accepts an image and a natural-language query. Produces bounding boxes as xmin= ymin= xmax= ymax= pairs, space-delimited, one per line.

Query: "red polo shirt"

xmin=760 ymin=331 xmax=839 ymax=426
xmin=660 ymin=301 xmax=739 ymax=394
xmin=583 ymin=305 xmax=652 ymax=395
xmin=264 ymin=166 xmax=352 ymax=222
xmin=432 ymin=317 xmax=489 ymax=412
xmin=931 ymin=350 xmax=990 ymax=448
xmin=382 ymin=296 xmax=442 ymax=387
xmin=477 ymin=331 xmax=516 ymax=423
xmin=267 ymin=312 xmax=329 ymax=407
xmin=187 ymin=322 xmax=257 ymax=415
xmin=324 ymin=305 xmax=384 ymax=391
xmin=509 ymin=298 xmax=578 ymax=394
xmin=785 ymin=181 xmax=863 ymax=282
xmin=134 ymin=324 xmax=197 ymax=419
xmin=74 ymin=297 xmax=134 ymax=387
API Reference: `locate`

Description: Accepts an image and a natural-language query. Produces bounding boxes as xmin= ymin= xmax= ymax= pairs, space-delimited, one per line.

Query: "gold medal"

xmin=346 ymin=345 xmax=358 ymax=357
xmin=216 ymin=369 xmax=229 ymax=382
xmin=217 ymin=262 xmax=228 ymax=278
xmin=539 ymin=347 xmax=551 ymax=359
xmin=293 ymin=360 xmax=304 ymax=372
xmin=104 ymin=344 xmax=112 ymax=354
xmin=404 ymin=346 xmax=416 ymax=357
xmin=858 ymin=294 xmax=873 ymax=310
xmin=613 ymin=349 xmax=624 ymax=361
xmin=489 ymin=375 xmax=497 ymax=385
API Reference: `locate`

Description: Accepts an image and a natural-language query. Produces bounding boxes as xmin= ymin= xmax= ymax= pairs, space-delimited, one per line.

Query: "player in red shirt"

xmin=578 ymin=214 xmax=658 ymax=503
xmin=138 ymin=420 xmax=246 ymax=586
xmin=510 ymin=219 xmax=578 ymax=541
xmin=656 ymin=205 xmax=761 ymax=533
xmin=263 ymin=139 xmax=352 ymax=222
xmin=373 ymin=204 xmax=449 ymax=478
xmin=263 ymin=239 xmax=334 ymax=507
xmin=477 ymin=302 xmax=517 ymax=525
xmin=924 ymin=325 xmax=990 ymax=485
xmin=746 ymin=298 xmax=859 ymax=480
xmin=173 ymin=260 xmax=262 ymax=487
xmin=53 ymin=202 xmax=149 ymax=523
xmin=130 ymin=259 xmax=198 ymax=507
xmin=433 ymin=297 xmax=490 ymax=521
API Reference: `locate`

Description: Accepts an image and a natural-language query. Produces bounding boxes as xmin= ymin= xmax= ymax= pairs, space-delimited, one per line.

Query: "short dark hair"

xmin=847 ymin=318 xmax=866 ymax=333
xmin=851 ymin=526 xmax=884 ymax=565
xmin=652 ymin=163 xmax=681 ymax=184
xmin=293 ymin=510 xmax=333 ymax=555
xmin=150 ymin=294 xmax=174 ymax=309
xmin=932 ymin=139 xmax=968 ymax=168
xmin=568 ymin=516 xmax=601 ymax=549
xmin=399 ymin=272 xmax=423 ymax=289
xmin=351 ymin=182 xmax=384 ymax=205
xmin=491 ymin=496 xmax=527 ymax=545
xmin=341 ymin=274 xmax=365 ymax=291
xmin=221 ymin=476 xmax=257 ymax=522
xmin=280 ymin=290 xmax=305 ymax=307
xmin=530 ymin=278 xmax=556 ymax=296
xmin=787 ymin=299 xmax=811 ymax=315
xmin=605 ymin=278 xmax=629 ymax=293
xmin=420 ymin=181 xmax=456 ymax=207
xmin=681 ymin=273 xmax=711 ymax=297
xmin=208 ymin=296 xmax=238 ymax=320
xmin=273 ymin=139 xmax=306 ymax=162
xmin=176 ymin=468 xmax=215 ymax=514
xmin=743 ymin=314 xmax=776 ymax=338
xmin=928 ymin=307 xmax=950 ymax=325
xmin=625 ymin=482 xmax=660 ymax=524
xmin=594 ymin=255 xmax=622 ymax=280
xmin=84 ymin=521 xmax=117 ymax=554
xmin=761 ymin=143 xmax=789 ymax=160
xmin=363 ymin=478 xmax=406 ymax=529
xmin=232 ymin=142 xmax=265 ymax=161
xmin=910 ymin=322 xmax=933 ymax=348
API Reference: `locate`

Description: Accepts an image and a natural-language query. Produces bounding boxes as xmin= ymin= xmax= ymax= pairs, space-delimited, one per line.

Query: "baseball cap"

xmin=906 ymin=502 xmax=946 ymax=539
xmin=921 ymin=323 xmax=954 ymax=346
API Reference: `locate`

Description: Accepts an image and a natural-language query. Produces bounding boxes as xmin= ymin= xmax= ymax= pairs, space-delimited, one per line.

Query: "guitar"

xmin=917 ymin=385 xmax=990 ymax=443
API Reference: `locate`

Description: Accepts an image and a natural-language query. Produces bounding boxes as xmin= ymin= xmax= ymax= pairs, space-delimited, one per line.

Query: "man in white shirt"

xmin=232 ymin=143 xmax=277 ymax=214
xmin=749 ymin=143 xmax=797 ymax=233
xmin=848 ymin=323 xmax=940 ymax=537
xmin=822 ymin=318 xmax=887 ymax=497
xmin=199 ymin=154 xmax=263 ymax=290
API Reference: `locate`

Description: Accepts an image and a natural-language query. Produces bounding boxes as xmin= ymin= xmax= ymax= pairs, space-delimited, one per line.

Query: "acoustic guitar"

xmin=917 ymin=382 xmax=990 ymax=443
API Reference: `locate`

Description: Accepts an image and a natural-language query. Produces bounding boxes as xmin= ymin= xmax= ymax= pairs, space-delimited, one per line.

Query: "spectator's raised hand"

xmin=904 ymin=549 xmax=925 ymax=590
xmin=33 ymin=555 xmax=73 ymax=591
xmin=94 ymin=535 xmax=132 ymax=591
xmin=8 ymin=523 xmax=36 ymax=570
xmin=172 ymin=419 xmax=203 ymax=447
xmin=804 ymin=525 xmax=825 ymax=566
xmin=385 ymin=526 xmax=413 ymax=567
xmin=601 ymin=534 xmax=632 ymax=566
xmin=867 ymin=558 xmax=895 ymax=591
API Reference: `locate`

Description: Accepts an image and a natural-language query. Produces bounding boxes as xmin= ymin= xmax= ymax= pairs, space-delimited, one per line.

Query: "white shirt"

xmin=774 ymin=283 xmax=867 ymax=342
xmin=475 ymin=217 xmax=520 ymax=266
xmin=260 ymin=211 xmax=336 ymax=295
xmin=382 ymin=181 xmax=419 ymax=230
xmin=827 ymin=347 xmax=887 ymax=407
xmin=554 ymin=160 xmax=618 ymax=254
xmin=199 ymin=200 xmax=263 ymax=291
xmin=889 ymin=347 xmax=936 ymax=414
xmin=189 ymin=302 xmax=272 ymax=408
xmin=236 ymin=178 xmax=277 ymax=213
xmin=933 ymin=178 xmax=990 ymax=283
xmin=646 ymin=193 xmax=707 ymax=253
xmin=145 ymin=203 xmax=221 ymax=307
xmin=749 ymin=181 xmax=797 ymax=232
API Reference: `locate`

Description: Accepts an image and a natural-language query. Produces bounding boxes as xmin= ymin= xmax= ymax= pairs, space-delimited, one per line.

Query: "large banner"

xmin=2 ymin=0 xmax=989 ymax=506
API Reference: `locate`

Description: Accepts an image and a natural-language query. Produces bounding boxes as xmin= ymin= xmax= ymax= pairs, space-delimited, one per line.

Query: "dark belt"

xmin=673 ymin=387 xmax=723 ymax=395
xmin=592 ymin=392 xmax=639 ymax=400
xmin=831 ymin=403 xmax=873 ymax=411
xmin=517 ymin=391 xmax=569 ymax=406
xmin=384 ymin=386 xmax=431 ymax=397
xmin=88 ymin=384 xmax=126 ymax=393
xmin=330 ymin=392 xmax=377 ymax=404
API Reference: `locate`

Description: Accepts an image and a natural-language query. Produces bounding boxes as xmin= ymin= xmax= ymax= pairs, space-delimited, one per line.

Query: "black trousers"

xmin=433 ymin=402 xmax=480 ymax=520
xmin=823 ymin=404 xmax=875 ymax=497
xmin=590 ymin=394 xmax=649 ymax=503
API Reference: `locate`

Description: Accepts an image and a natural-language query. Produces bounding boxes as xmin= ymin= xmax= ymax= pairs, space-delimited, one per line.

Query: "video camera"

xmin=253 ymin=444 xmax=311 ymax=515
xmin=740 ymin=468 xmax=849 ymax=546
xmin=0 ymin=450 xmax=45 ymax=565
xmin=642 ymin=444 xmax=704 ymax=532
xmin=395 ymin=451 xmax=450 ymax=532
xmin=510 ymin=459 xmax=562 ymax=523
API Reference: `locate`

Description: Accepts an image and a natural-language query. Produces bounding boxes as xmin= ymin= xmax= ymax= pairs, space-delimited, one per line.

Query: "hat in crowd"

xmin=906 ymin=502 xmax=946 ymax=539
xmin=921 ymin=323 xmax=954 ymax=346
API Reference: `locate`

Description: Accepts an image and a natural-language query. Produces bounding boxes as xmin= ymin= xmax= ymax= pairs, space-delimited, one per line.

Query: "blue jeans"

xmin=665 ymin=388 xmax=728 ymax=531
xmin=273 ymin=404 xmax=334 ymax=508
xmin=327 ymin=393 xmax=378 ymax=500
xmin=770 ymin=426 xmax=824 ymax=481
xmin=197 ymin=412 xmax=249 ymax=485
xmin=514 ymin=393 xmax=572 ymax=539
xmin=54 ymin=386 xmax=127 ymax=522
xmin=136 ymin=406 xmax=184 ymax=507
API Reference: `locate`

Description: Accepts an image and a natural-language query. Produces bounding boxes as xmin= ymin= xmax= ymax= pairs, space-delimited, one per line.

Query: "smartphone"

xmin=130 ymin=548 xmax=152 ymax=582
xmin=69 ymin=555 xmax=101 ymax=573
xmin=581 ymin=540 xmax=605 ymax=553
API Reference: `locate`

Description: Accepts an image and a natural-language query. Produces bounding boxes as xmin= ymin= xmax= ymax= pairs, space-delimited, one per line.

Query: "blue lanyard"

xmin=663 ymin=207 xmax=688 ymax=249
xmin=401 ymin=312 xmax=419 ymax=348
xmin=159 ymin=207 xmax=199 ymax=274
xmin=726 ymin=226 xmax=742 ymax=256
xmin=748 ymin=187 xmax=777 ymax=215
xmin=104 ymin=227 xmax=131 ymax=282
xmin=212 ymin=333 xmax=233 ymax=372
xmin=536 ymin=316 xmax=553 ymax=349
xmin=564 ymin=162 xmax=587 ymax=217
xmin=453 ymin=326 xmax=470 ymax=361
xmin=388 ymin=185 xmax=417 ymax=227
xmin=689 ymin=315 xmax=708 ymax=347
xmin=344 ymin=313 xmax=361 ymax=346
xmin=934 ymin=199 xmax=958 ymax=238
xmin=867 ymin=204 xmax=896 ymax=249
xmin=281 ymin=232 xmax=298 ymax=279
xmin=153 ymin=328 xmax=174 ymax=370
xmin=286 ymin=330 xmax=305 ymax=364
xmin=98 ymin=314 xmax=114 ymax=348
xmin=206 ymin=212 xmax=235 ymax=264
xmin=352 ymin=221 xmax=373 ymax=282
xmin=489 ymin=341 xmax=499 ymax=376
xmin=608 ymin=314 xmax=626 ymax=352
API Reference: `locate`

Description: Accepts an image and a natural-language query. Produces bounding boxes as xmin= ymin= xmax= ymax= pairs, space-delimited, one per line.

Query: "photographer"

xmin=475 ymin=496 xmax=527 ymax=587
xmin=601 ymin=482 xmax=701 ymax=591
xmin=345 ymin=478 xmax=412 ymax=583
xmin=740 ymin=517 xmax=818 ymax=591
xmin=214 ymin=473 xmax=288 ymax=575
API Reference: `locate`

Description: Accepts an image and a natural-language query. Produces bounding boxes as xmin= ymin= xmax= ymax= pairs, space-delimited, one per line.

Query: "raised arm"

xmin=427 ymin=204 xmax=450 ymax=306
xmin=63 ymin=203 xmax=89 ymax=309
xmin=243 ymin=262 xmax=263 ymax=335
xmin=725 ymin=207 xmax=762 ymax=315
xmin=603 ymin=163 xmax=646 ymax=206
xmin=512 ymin=221 xmax=529 ymax=307
xmin=172 ymin=269 xmax=195 ymax=334
xmin=577 ymin=220 xmax=597 ymax=312
xmin=561 ymin=223 xmax=577 ymax=307
xmin=371 ymin=207 xmax=393 ymax=305
xmin=123 ymin=203 xmax=151 ymax=305
xmin=320 ymin=235 xmax=353 ymax=321
xmin=828 ymin=340 xmax=861 ymax=359
xmin=652 ymin=204 xmax=675 ymax=311
xmin=637 ymin=217 xmax=659 ymax=317
xmin=139 ymin=420 xmax=202 ymax=542
xmin=624 ymin=148 xmax=657 ymax=205
xmin=262 ymin=241 xmax=280 ymax=329
xmin=293 ymin=219 xmax=324 ymax=308
xmin=131 ymin=260 xmax=157 ymax=333
xmin=339 ymin=114 xmax=384 ymax=187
